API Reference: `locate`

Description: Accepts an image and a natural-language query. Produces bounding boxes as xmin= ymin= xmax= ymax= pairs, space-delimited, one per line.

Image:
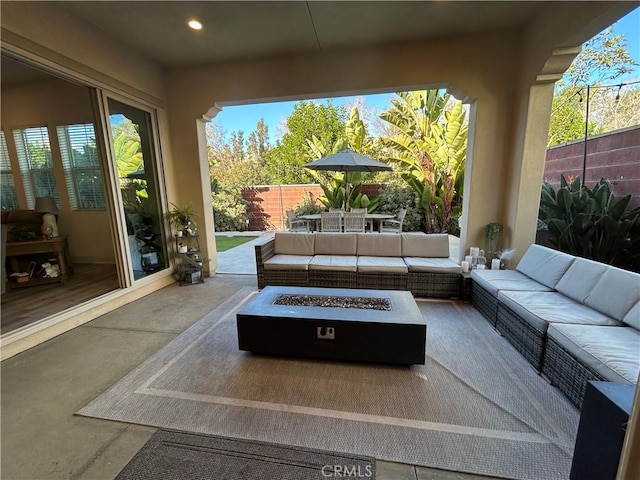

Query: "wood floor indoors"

xmin=1 ymin=263 xmax=119 ymax=334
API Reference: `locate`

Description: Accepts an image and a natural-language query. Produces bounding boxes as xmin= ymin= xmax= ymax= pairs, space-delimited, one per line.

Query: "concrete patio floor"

xmin=2 ymin=241 xmax=492 ymax=480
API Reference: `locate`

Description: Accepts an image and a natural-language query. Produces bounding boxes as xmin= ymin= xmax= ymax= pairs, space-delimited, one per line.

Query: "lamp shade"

xmin=34 ymin=196 xmax=58 ymax=212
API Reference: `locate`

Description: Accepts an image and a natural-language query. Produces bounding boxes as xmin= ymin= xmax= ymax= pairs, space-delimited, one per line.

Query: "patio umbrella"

xmin=302 ymin=149 xmax=392 ymax=211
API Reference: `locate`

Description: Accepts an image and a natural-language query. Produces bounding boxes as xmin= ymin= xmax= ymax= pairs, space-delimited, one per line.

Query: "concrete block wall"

xmin=544 ymin=126 xmax=640 ymax=209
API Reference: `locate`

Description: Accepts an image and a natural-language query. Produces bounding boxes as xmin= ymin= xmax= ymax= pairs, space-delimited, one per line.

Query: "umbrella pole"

xmin=345 ymin=171 xmax=350 ymax=212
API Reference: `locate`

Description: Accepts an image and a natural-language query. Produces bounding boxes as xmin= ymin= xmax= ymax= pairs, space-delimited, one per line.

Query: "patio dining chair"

xmin=320 ymin=211 xmax=343 ymax=232
xmin=286 ymin=211 xmax=311 ymax=232
xmin=343 ymin=211 xmax=366 ymax=233
xmin=380 ymin=208 xmax=406 ymax=233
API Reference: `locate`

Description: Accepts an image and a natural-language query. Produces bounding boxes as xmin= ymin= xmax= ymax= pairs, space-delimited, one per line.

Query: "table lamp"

xmin=34 ymin=196 xmax=59 ymax=238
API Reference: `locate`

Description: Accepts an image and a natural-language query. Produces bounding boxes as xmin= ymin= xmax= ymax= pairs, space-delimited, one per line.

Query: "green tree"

xmin=305 ymin=106 xmax=381 ymax=211
xmin=265 ymin=100 xmax=346 ymax=184
xmin=379 ymin=90 xmax=467 ymax=233
xmin=548 ymin=25 xmax=638 ymax=145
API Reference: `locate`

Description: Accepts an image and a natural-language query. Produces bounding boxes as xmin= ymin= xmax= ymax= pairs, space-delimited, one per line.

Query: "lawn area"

xmin=215 ymin=235 xmax=259 ymax=252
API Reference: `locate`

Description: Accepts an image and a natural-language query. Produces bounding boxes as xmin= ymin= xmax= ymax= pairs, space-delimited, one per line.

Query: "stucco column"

xmin=506 ymin=82 xmax=556 ymax=264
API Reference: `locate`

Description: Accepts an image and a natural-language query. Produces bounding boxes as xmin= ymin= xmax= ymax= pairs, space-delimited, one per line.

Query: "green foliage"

xmin=265 ymin=100 xmax=346 ymax=184
xmin=212 ymin=188 xmax=250 ymax=232
xmin=376 ymin=185 xmax=422 ymax=232
xmin=293 ymin=193 xmax=324 ymax=216
xmin=164 ymin=202 xmax=198 ymax=230
xmin=304 ymin=107 xmax=381 ymax=211
xmin=379 ymin=90 xmax=467 ymax=233
xmin=539 ymin=175 xmax=640 ymax=272
xmin=208 ymin=119 xmax=272 ymax=188
xmin=549 ymin=25 xmax=639 ymax=144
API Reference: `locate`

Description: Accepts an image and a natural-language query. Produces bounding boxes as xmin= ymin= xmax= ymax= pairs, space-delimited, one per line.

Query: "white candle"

xmin=491 ymin=258 xmax=501 ymax=270
xmin=465 ymin=255 xmax=473 ymax=264
xmin=461 ymin=261 xmax=470 ymax=273
xmin=470 ymin=247 xmax=480 ymax=257
xmin=477 ymin=264 xmax=486 ymax=270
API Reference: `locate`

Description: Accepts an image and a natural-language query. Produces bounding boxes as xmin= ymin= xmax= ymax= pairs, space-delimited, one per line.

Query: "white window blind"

xmin=12 ymin=126 xmax=58 ymax=209
xmin=0 ymin=131 xmax=19 ymax=210
xmin=57 ymin=124 xmax=105 ymax=210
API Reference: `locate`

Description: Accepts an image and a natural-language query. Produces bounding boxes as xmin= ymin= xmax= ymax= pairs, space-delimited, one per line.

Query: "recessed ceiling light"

xmin=188 ymin=19 xmax=203 ymax=31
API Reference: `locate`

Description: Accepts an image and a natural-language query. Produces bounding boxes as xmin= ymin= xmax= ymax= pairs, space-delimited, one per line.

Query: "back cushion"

xmin=585 ymin=267 xmax=640 ymax=322
xmin=274 ymin=233 xmax=315 ymax=255
xmin=555 ymin=257 xmax=608 ymax=304
xmin=402 ymin=233 xmax=449 ymax=258
xmin=516 ymin=245 xmax=575 ymax=288
xmin=622 ymin=301 xmax=640 ymax=330
xmin=314 ymin=233 xmax=357 ymax=255
xmin=357 ymin=233 xmax=402 ymax=257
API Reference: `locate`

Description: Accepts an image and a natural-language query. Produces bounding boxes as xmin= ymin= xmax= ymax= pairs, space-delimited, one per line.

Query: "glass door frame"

xmin=93 ymin=90 xmax=172 ymax=287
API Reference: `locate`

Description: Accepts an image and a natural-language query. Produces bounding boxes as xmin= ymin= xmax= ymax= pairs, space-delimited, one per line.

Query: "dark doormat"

xmin=116 ymin=429 xmax=376 ymax=479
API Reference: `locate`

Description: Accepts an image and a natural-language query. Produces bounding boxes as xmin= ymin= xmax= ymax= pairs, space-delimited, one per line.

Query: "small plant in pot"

xmin=164 ymin=202 xmax=198 ymax=235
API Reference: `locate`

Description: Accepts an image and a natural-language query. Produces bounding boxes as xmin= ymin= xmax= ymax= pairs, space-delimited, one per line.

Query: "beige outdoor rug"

xmin=78 ymin=288 xmax=579 ymax=480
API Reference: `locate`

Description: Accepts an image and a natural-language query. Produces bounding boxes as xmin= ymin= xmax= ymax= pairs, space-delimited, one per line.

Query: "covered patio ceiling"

xmin=55 ymin=1 xmax=597 ymax=68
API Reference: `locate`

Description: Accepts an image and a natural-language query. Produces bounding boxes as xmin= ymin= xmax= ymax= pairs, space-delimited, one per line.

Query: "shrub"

xmin=212 ymin=188 xmax=250 ymax=232
xmin=294 ymin=193 xmax=324 ymax=215
xmin=539 ymin=175 xmax=640 ymax=272
xmin=376 ymin=185 xmax=422 ymax=232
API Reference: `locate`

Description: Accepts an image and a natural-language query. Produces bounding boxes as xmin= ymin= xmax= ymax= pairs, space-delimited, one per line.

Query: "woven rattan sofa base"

xmin=471 ymin=282 xmax=499 ymax=326
xmin=542 ymin=336 xmax=607 ymax=408
xmin=357 ymin=272 xmax=407 ymax=291
xmin=262 ymin=270 xmax=309 ymax=287
xmin=309 ymin=270 xmax=357 ymax=288
xmin=408 ymin=272 xmax=460 ymax=298
xmin=495 ymin=301 xmax=546 ymax=372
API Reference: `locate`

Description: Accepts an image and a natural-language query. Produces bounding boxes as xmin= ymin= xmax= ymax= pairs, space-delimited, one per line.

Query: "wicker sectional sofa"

xmin=471 ymin=244 xmax=640 ymax=407
xmin=255 ymin=232 xmax=461 ymax=297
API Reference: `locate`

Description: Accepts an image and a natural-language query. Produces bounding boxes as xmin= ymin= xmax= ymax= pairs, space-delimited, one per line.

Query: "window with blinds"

xmin=57 ymin=124 xmax=106 ymax=209
xmin=0 ymin=131 xmax=19 ymax=210
xmin=12 ymin=126 xmax=58 ymax=209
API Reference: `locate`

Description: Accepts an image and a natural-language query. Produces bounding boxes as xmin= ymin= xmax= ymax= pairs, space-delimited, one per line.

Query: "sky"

xmin=214 ymin=6 xmax=639 ymax=144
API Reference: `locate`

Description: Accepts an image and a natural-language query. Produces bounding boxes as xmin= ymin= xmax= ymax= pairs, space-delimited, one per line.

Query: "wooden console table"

xmin=6 ymin=235 xmax=73 ymax=287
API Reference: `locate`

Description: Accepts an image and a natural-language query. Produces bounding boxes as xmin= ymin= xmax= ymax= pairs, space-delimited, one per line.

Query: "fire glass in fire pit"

xmin=274 ymin=294 xmax=391 ymax=310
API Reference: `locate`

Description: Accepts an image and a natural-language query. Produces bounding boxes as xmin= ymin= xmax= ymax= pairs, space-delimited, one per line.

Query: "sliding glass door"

xmin=107 ymin=99 xmax=168 ymax=280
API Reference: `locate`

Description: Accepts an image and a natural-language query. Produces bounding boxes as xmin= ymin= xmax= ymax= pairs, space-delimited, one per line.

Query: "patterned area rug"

xmin=115 ymin=429 xmax=375 ymax=480
xmin=78 ymin=288 xmax=579 ymax=480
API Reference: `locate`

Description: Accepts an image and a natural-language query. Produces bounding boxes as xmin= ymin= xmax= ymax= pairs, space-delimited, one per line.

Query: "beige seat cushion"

xmin=401 ymin=233 xmax=449 ymax=258
xmin=356 ymin=233 xmax=402 ymax=257
xmin=404 ymin=257 xmax=461 ymax=274
xmin=264 ymin=255 xmax=313 ymax=270
xmin=309 ymin=255 xmax=358 ymax=272
xmin=274 ymin=232 xmax=315 ymax=255
xmin=314 ymin=233 xmax=357 ymax=255
xmin=357 ymin=256 xmax=408 ymax=273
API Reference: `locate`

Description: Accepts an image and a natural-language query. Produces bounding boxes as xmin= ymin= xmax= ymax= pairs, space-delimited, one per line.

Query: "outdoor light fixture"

xmin=188 ymin=19 xmax=202 ymax=30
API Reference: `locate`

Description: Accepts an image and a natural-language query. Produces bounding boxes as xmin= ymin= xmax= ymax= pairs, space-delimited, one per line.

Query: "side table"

xmin=6 ymin=235 xmax=73 ymax=287
xmin=570 ymin=381 xmax=634 ymax=480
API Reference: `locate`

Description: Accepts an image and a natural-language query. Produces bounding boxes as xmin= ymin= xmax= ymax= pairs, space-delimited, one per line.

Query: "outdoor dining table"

xmin=299 ymin=213 xmax=395 ymax=232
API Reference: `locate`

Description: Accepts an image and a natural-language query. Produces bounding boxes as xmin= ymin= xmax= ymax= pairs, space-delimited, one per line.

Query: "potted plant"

xmin=164 ymin=202 xmax=198 ymax=234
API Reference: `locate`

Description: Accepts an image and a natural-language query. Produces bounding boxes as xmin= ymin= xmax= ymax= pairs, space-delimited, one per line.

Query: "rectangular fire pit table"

xmin=236 ymin=286 xmax=426 ymax=365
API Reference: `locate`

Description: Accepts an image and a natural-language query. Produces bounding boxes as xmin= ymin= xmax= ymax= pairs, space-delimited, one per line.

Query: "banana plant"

xmin=539 ymin=175 xmax=640 ymax=271
xmin=379 ymin=90 xmax=467 ymax=233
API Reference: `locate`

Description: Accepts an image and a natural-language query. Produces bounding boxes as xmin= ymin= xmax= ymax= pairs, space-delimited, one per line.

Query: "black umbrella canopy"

xmin=303 ymin=149 xmax=392 ymax=211
xmin=302 ymin=149 xmax=392 ymax=172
